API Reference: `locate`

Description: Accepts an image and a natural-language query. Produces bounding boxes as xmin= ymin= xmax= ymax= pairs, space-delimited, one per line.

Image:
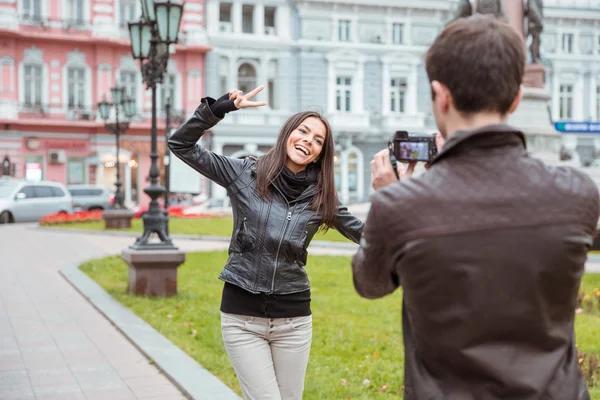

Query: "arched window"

xmin=238 ymin=63 xmax=256 ymax=94
xmin=348 ymin=152 xmax=358 ymax=193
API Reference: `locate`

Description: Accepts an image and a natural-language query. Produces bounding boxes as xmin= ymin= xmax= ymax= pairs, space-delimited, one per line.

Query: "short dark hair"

xmin=425 ymin=14 xmax=525 ymax=115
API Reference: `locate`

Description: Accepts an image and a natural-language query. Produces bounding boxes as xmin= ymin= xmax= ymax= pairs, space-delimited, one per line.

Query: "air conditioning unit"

xmin=219 ymin=21 xmax=232 ymax=32
xmin=78 ymin=110 xmax=95 ymax=120
xmin=264 ymin=26 xmax=276 ymax=36
xmin=48 ymin=149 xmax=66 ymax=164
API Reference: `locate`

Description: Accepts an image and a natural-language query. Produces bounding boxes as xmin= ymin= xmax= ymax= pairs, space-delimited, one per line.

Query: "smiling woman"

xmin=167 ymin=85 xmax=364 ymax=400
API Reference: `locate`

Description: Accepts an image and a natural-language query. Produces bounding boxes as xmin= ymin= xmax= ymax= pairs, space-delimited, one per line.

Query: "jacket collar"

xmin=429 ymin=124 xmax=527 ymax=166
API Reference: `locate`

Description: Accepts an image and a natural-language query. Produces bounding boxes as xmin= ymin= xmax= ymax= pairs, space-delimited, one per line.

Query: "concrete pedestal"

xmin=102 ymin=209 xmax=135 ymax=229
xmin=121 ymin=248 xmax=186 ymax=297
xmin=508 ymin=86 xmax=561 ymax=165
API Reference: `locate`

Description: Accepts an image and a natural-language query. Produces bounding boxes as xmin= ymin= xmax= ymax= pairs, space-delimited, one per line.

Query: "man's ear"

xmin=431 ymin=80 xmax=450 ymax=113
xmin=508 ymin=85 xmax=523 ymax=115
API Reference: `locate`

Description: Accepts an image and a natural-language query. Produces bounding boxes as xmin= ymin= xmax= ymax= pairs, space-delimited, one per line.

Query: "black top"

xmin=220 ymin=283 xmax=311 ymax=318
xmin=211 ymin=94 xmax=316 ymax=318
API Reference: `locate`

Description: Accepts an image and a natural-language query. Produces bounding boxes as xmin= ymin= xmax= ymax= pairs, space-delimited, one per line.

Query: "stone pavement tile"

xmin=0 ymin=370 xmax=29 ymax=389
xmin=27 ymin=366 xmax=77 ymax=386
xmin=45 ymin=321 xmax=82 ymax=336
xmin=109 ymin=360 xmax=164 ymax=379
xmin=5 ymin=305 xmax=38 ymax=318
xmin=53 ymin=333 xmax=96 ymax=352
xmin=0 ymin=337 xmax=19 ymax=355
xmin=22 ymin=350 xmax=67 ymax=369
xmin=16 ymin=333 xmax=56 ymax=349
xmin=0 ymin=319 xmax=14 ymax=338
xmin=31 ymin=382 xmax=83 ymax=398
xmin=124 ymin=374 xmax=174 ymax=391
xmin=36 ymin=393 xmax=86 ymax=400
xmin=61 ymin=347 xmax=108 ymax=366
xmin=0 ymin=386 xmax=35 ymax=400
xmin=84 ymin=387 xmax=136 ymax=400
xmin=0 ymin=354 xmax=25 ymax=371
xmin=129 ymin=383 xmax=185 ymax=399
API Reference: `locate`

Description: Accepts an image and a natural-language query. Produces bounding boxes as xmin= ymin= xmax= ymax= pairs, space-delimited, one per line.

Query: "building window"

xmin=120 ymin=71 xmax=137 ymax=110
xmin=242 ymin=4 xmax=254 ymax=34
xmin=334 ymin=152 xmax=341 ymax=192
xmin=268 ymin=79 xmax=277 ymax=109
xmin=119 ymin=0 xmax=136 ymax=27
xmin=390 ymin=77 xmax=407 ymax=113
xmin=160 ymin=73 xmax=176 ymax=112
xmin=559 ymin=84 xmax=573 ymax=120
xmin=65 ymin=0 xmax=84 ymax=25
xmin=338 ymin=20 xmax=351 ymax=42
xmin=22 ymin=0 xmax=42 ymax=22
xmin=220 ymin=2 xmax=231 ymax=21
xmin=392 ymin=23 xmax=404 ymax=44
xmin=238 ymin=63 xmax=256 ymax=94
xmin=220 ymin=76 xmax=228 ymax=95
xmin=264 ymin=6 xmax=276 ymax=35
xmin=24 ymin=64 xmax=42 ymax=107
xmin=67 ymin=67 xmax=85 ymax=109
xmin=348 ymin=152 xmax=357 ymax=193
xmin=562 ymin=33 xmax=573 ymax=53
xmin=336 ymin=77 xmax=352 ymax=112
xmin=67 ymin=157 xmax=85 ymax=184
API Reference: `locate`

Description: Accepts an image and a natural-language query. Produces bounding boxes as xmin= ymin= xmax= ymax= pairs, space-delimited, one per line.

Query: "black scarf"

xmin=274 ymin=164 xmax=319 ymax=203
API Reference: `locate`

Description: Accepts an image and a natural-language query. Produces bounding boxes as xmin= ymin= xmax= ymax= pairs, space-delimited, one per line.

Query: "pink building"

xmin=0 ymin=0 xmax=209 ymax=206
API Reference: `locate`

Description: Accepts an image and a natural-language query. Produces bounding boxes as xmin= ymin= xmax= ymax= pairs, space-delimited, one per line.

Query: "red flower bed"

xmin=40 ymin=207 xmax=220 ymax=226
xmin=40 ymin=210 xmax=103 ymax=226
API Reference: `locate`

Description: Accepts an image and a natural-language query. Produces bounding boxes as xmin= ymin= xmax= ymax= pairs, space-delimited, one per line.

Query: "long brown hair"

xmin=255 ymin=111 xmax=338 ymax=230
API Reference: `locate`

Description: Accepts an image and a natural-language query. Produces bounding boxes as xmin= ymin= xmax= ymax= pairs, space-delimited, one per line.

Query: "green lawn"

xmin=81 ymin=252 xmax=600 ymax=399
xmin=47 ymin=217 xmax=352 ymax=242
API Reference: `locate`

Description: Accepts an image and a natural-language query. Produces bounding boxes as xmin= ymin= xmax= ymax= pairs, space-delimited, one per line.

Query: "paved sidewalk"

xmin=0 ymin=224 xmax=236 ymax=400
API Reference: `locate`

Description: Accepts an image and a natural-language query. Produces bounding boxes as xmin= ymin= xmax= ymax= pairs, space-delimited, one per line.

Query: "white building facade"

xmin=204 ymin=0 xmax=600 ymax=203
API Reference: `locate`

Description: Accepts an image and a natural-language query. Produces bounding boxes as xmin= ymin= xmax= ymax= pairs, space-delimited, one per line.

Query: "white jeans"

xmin=221 ymin=312 xmax=313 ymax=400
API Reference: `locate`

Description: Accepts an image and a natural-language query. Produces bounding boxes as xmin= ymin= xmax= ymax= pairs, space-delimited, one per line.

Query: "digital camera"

xmin=388 ymin=130 xmax=438 ymax=163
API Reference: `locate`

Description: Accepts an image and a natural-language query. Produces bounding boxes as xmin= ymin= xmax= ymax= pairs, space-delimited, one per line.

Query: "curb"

xmin=35 ymin=225 xmax=359 ymax=250
xmin=59 ymin=263 xmax=242 ymax=400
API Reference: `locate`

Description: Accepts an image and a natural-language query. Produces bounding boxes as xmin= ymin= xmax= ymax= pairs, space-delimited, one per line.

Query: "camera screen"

xmin=398 ymin=141 xmax=430 ymax=161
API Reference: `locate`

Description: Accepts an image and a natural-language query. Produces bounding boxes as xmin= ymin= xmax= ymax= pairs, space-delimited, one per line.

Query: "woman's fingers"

xmin=243 ymin=85 xmax=265 ymax=100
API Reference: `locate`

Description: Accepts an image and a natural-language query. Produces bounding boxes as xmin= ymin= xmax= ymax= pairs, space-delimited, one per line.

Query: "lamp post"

xmin=127 ymin=0 xmax=183 ymax=250
xmin=121 ymin=0 xmax=186 ymax=298
xmin=98 ymin=86 xmax=136 ymax=209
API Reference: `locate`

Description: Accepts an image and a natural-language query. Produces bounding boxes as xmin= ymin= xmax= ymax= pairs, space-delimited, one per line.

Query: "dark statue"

xmin=453 ymin=0 xmax=544 ymax=64
xmin=525 ymin=0 xmax=544 ymax=64
xmin=453 ymin=0 xmax=506 ymax=20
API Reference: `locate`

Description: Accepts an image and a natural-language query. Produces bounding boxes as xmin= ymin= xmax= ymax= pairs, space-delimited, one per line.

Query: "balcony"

xmin=326 ymin=112 xmax=370 ymax=133
xmin=218 ymin=110 xmax=290 ymax=127
xmin=381 ymin=112 xmax=426 ymax=132
xmin=65 ymin=107 xmax=96 ymax=121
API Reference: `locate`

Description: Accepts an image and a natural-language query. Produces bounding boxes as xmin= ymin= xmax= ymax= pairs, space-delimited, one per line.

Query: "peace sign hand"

xmin=229 ymin=85 xmax=268 ymax=109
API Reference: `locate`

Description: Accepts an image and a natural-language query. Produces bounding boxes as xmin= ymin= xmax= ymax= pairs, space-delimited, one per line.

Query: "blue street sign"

xmin=554 ymin=122 xmax=600 ymax=133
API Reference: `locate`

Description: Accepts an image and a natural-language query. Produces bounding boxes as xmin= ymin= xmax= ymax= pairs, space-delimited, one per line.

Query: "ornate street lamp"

xmin=127 ymin=0 xmax=183 ymax=250
xmin=97 ymin=86 xmax=136 ymax=210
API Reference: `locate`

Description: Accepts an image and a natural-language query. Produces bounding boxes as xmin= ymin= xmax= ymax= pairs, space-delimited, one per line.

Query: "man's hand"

xmin=370 ymin=150 xmax=417 ymax=190
xmin=229 ymin=85 xmax=268 ymax=109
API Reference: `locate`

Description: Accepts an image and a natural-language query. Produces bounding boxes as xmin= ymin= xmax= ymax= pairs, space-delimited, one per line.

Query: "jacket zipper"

xmin=271 ymin=209 xmax=292 ymax=292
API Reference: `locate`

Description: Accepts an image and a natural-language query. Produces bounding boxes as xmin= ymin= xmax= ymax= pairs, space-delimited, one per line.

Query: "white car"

xmin=183 ymin=197 xmax=232 ymax=216
xmin=0 ymin=178 xmax=73 ymax=223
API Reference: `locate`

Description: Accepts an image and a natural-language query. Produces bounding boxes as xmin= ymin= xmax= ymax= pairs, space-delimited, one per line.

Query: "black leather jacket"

xmin=168 ymin=98 xmax=364 ymax=294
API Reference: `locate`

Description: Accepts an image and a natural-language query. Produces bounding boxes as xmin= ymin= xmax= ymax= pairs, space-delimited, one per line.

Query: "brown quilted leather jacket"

xmin=352 ymin=124 xmax=599 ymax=400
